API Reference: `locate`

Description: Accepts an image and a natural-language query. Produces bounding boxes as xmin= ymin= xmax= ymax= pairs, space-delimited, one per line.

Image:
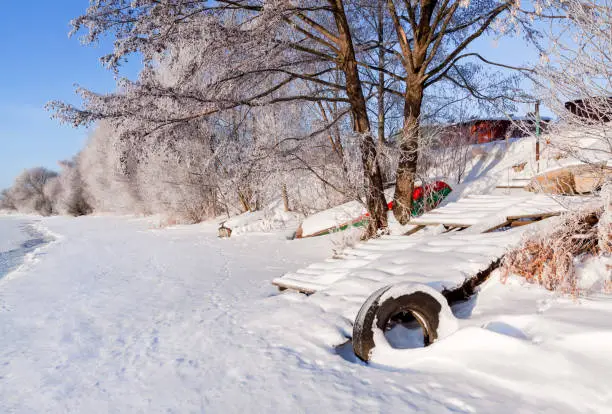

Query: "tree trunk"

xmin=281 ymin=183 xmax=289 ymax=212
xmin=393 ymin=80 xmax=424 ymax=224
xmin=377 ymin=0 xmax=385 ymax=147
xmin=332 ymin=0 xmax=388 ymax=237
xmin=238 ymin=190 xmax=251 ymax=213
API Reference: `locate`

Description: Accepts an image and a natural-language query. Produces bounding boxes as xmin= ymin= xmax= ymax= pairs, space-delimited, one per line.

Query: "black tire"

xmin=352 ymin=284 xmax=445 ymax=362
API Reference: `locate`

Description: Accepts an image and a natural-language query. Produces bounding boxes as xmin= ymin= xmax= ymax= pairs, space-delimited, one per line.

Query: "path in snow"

xmin=0 ymin=216 xmax=338 ymax=412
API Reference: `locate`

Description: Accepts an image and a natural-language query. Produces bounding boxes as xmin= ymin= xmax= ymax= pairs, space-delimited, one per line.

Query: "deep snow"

xmin=1 ymin=214 xmax=611 ymax=413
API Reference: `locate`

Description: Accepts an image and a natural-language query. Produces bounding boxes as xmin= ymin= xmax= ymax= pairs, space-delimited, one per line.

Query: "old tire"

xmin=352 ymin=283 xmax=453 ymax=362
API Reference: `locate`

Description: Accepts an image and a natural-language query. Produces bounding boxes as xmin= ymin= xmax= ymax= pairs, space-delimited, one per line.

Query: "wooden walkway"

xmin=407 ymin=194 xmax=570 ymax=233
xmin=273 ymin=193 xmax=581 ymax=295
xmin=272 ymin=227 xmax=528 ymax=296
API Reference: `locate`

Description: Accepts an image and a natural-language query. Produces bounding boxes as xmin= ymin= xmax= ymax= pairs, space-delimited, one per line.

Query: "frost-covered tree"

xmin=0 ymin=189 xmax=16 ymax=211
xmin=8 ymin=167 xmax=58 ymax=215
xmin=48 ymin=0 xmax=392 ymax=236
xmin=49 ymin=0 xmax=562 ymax=230
xmin=497 ymin=0 xmax=612 ymax=292
xmin=78 ymin=122 xmax=145 ymax=214
xmin=136 ymin=120 xmax=225 ymax=222
xmin=535 ymin=0 xmax=611 ymax=165
xmin=379 ymin=0 xmax=543 ymax=223
xmin=55 ymin=159 xmax=93 ymax=216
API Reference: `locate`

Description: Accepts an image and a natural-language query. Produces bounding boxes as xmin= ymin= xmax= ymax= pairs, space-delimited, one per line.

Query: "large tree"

xmin=382 ymin=0 xmax=540 ymax=223
xmin=50 ymin=0 xmax=391 ymax=236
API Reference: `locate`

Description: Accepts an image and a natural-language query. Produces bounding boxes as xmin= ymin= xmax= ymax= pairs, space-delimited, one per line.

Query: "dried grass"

xmin=501 ymin=192 xmax=610 ymax=295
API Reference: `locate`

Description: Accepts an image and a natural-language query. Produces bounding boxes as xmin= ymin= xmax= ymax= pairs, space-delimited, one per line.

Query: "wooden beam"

xmin=272 ymin=280 xmax=317 ymax=295
xmin=408 ymin=220 xmax=475 ymax=227
xmin=404 ymin=225 xmax=426 ymax=236
xmin=441 ymin=257 xmax=503 ymax=304
xmin=506 ymin=212 xmax=561 ymax=221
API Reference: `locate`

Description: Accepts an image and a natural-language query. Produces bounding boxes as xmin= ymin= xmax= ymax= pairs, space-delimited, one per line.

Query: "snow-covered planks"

xmin=272 ymin=193 xmax=589 ymax=299
xmin=408 ymin=194 xmax=529 ymax=227
xmin=272 ymin=227 xmax=527 ymax=297
xmin=409 ymin=193 xmax=575 ymax=230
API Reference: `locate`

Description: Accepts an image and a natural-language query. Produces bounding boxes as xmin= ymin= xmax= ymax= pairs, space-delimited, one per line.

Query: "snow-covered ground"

xmin=1 ymin=214 xmax=610 ymax=413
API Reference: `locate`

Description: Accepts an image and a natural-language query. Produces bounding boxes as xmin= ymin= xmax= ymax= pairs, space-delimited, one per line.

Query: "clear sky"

xmin=0 ymin=1 xmax=137 ymax=189
xmin=0 ymin=2 xmax=542 ymax=190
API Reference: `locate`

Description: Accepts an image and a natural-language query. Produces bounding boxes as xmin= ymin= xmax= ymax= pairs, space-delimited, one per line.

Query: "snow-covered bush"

xmin=136 ymin=131 xmax=219 ymax=224
xmin=78 ymin=123 xmax=145 ymax=214
xmin=501 ymin=195 xmax=611 ymax=295
xmin=43 ymin=176 xmax=62 ymax=214
xmin=5 ymin=167 xmax=59 ymax=215
xmin=598 ymin=184 xmax=612 ymax=254
xmin=2 ymin=161 xmax=90 ymax=217
xmin=0 ymin=189 xmax=16 ymax=211
xmin=535 ymin=0 xmax=611 ymax=171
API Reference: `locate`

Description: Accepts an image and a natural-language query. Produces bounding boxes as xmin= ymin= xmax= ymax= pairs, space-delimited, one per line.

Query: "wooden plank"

xmin=510 ymin=220 xmax=538 ymax=227
xmin=407 ymin=220 xmax=475 ymax=227
xmin=417 ymin=210 xmax=447 ymax=215
xmin=404 ymin=225 xmax=426 ymax=236
xmin=272 ymin=280 xmax=316 ymax=295
xmin=506 ymin=211 xmax=561 ymax=221
xmin=441 ymin=258 xmax=502 ymax=304
xmin=462 ymin=194 xmax=516 ymax=199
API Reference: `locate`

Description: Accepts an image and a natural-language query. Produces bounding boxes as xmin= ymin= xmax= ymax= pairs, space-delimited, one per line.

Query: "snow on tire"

xmin=352 ymin=283 xmax=458 ymax=362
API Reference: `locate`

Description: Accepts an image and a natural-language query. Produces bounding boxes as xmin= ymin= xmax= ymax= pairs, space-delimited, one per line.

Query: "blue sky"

xmin=0 ymin=2 xmax=542 ymax=190
xmin=0 ymin=1 xmax=137 ymax=189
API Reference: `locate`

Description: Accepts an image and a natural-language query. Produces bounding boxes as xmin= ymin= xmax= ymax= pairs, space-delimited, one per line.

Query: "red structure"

xmin=442 ymin=117 xmax=551 ymax=144
xmin=469 ymin=120 xmax=511 ymax=143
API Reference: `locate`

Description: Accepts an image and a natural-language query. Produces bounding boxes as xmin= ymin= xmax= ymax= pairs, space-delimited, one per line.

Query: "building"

xmin=443 ymin=116 xmax=552 ymax=144
xmin=565 ymin=97 xmax=612 ymax=123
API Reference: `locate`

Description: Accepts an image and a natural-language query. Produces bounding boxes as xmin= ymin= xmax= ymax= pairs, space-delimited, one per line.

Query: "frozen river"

xmin=0 ymin=216 xmax=50 ymax=280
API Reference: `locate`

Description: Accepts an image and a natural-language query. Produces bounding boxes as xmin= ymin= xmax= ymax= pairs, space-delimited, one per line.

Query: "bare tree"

xmin=381 ymin=0 xmax=538 ymax=223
